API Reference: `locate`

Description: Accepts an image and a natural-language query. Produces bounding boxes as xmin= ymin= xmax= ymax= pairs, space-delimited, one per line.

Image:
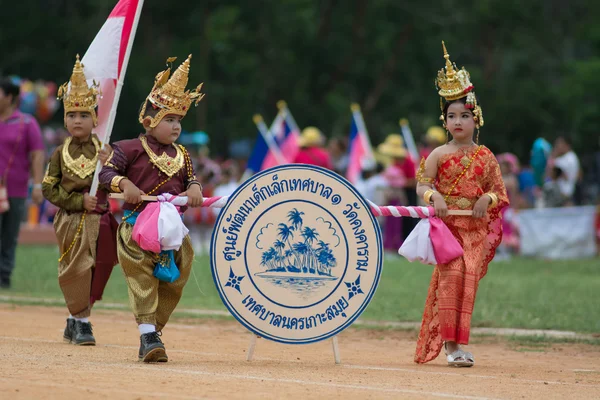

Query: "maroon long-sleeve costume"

xmin=99 ymin=134 xmax=199 ymax=329
xmin=99 ymin=134 xmax=197 ymax=211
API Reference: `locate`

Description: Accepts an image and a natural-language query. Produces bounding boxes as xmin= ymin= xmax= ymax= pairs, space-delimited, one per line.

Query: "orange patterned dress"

xmin=414 ymin=146 xmax=509 ymax=364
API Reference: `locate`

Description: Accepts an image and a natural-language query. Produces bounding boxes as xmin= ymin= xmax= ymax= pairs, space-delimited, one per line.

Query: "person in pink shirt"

xmin=293 ymin=127 xmax=333 ymax=170
xmin=0 ymin=78 xmax=45 ymax=288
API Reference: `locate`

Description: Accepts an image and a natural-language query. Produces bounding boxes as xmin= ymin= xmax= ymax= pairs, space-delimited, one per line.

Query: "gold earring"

xmin=476 ymin=129 xmax=480 ymax=144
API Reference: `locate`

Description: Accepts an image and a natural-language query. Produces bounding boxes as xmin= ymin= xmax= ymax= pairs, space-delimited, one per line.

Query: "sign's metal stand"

xmin=246 ymin=334 xmax=341 ymax=364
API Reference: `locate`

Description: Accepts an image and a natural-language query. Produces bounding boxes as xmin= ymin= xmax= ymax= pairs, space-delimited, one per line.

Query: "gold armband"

xmin=111 ymin=176 xmax=126 ymax=193
xmin=104 ymin=150 xmax=115 ymax=167
xmin=416 ymin=157 xmax=435 ymax=184
xmin=423 ymin=189 xmax=436 ymax=204
xmin=484 ymin=192 xmax=498 ymax=208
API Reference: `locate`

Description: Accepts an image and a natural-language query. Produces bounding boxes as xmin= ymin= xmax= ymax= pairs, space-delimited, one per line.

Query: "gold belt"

xmin=445 ymin=196 xmax=476 ymax=209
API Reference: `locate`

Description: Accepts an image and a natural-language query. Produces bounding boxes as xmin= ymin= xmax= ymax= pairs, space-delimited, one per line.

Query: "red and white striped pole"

xmin=110 ymin=194 xmax=472 ymax=217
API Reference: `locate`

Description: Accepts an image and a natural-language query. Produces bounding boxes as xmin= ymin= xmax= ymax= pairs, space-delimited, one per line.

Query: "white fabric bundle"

xmin=398 ymin=219 xmax=437 ymax=265
xmin=156 ymin=193 xmax=189 ymax=251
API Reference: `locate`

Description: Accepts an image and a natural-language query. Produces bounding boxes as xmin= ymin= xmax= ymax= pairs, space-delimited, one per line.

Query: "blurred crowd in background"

xmin=3 ymin=75 xmax=599 ymax=259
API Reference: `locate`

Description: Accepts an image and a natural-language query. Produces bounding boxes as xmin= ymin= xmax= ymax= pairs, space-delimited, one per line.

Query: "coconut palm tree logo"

xmin=255 ymin=208 xmax=339 ymax=284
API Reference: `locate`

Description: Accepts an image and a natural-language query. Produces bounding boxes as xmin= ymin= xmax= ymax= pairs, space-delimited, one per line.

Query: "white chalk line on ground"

xmin=1 ymin=336 xmax=598 ymax=389
xmin=0 ymin=352 xmax=503 ymax=400
xmin=0 ymin=377 xmax=208 ymax=400
xmin=342 ymin=365 xmax=600 ymax=387
xmin=0 ymin=297 xmax=594 ymax=339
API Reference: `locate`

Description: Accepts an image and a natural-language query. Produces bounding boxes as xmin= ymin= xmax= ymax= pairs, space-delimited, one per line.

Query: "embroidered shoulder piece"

xmin=42 ymin=165 xmax=60 ymax=185
xmin=140 ymin=135 xmax=184 ymax=177
xmin=61 ymin=136 xmax=100 ymax=179
xmin=104 ymin=150 xmax=118 ymax=170
xmin=416 ymin=157 xmax=435 ymax=184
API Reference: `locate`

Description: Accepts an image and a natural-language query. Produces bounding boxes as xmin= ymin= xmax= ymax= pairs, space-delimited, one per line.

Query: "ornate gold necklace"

xmin=140 ymin=135 xmax=184 ymax=177
xmin=61 ymin=136 xmax=100 ymax=179
xmin=459 ymin=148 xmax=471 ymax=167
xmin=452 ymin=141 xmax=475 ymax=167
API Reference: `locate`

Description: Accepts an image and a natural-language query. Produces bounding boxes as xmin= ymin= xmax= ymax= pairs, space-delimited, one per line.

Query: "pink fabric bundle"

xmin=132 ymin=193 xmax=190 ymax=253
xmin=399 ymin=217 xmax=463 ymax=265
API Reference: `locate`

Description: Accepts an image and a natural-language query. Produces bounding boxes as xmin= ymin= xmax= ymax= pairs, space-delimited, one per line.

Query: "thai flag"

xmin=346 ymin=104 xmax=375 ymax=184
xmin=246 ymin=115 xmax=285 ymax=174
xmin=262 ymin=108 xmax=300 ymax=170
xmin=81 ymin=0 xmax=144 ymax=143
xmin=246 ymin=104 xmax=301 ymax=174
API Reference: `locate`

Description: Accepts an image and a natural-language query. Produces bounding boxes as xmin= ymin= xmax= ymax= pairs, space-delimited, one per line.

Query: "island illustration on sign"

xmin=253 ymin=207 xmax=343 ymax=299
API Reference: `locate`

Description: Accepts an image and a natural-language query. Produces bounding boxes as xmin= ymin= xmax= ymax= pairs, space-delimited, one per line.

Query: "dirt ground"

xmin=1 ymin=304 xmax=599 ymax=400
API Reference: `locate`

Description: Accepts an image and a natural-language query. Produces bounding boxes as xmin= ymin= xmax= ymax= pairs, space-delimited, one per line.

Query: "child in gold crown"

xmin=42 ymin=55 xmax=118 ymax=346
xmin=414 ymin=42 xmax=508 ymax=367
xmin=99 ymin=55 xmax=204 ymax=363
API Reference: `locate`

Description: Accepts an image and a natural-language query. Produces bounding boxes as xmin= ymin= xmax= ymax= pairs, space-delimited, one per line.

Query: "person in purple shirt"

xmin=0 ymin=78 xmax=45 ymax=288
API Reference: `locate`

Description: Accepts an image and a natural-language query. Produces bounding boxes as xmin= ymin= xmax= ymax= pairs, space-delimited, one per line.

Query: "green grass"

xmin=506 ymin=335 xmax=600 ymax=347
xmin=6 ymin=246 xmax=600 ymax=333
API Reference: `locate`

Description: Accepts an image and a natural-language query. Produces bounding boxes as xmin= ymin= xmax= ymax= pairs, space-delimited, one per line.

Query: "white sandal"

xmin=444 ymin=342 xmax=474 ymax=367
xmin=463 ymin=350 xmax=475 ymax=366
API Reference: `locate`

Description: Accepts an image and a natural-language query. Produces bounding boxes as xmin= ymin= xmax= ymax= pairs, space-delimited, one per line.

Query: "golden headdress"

xmin=139 ymin=55 xmax=205 ymax=128
xmin=436 ymin=41 xmax=484 ymax=128
xmin=57 ymin=54 xmax=100 ymax=126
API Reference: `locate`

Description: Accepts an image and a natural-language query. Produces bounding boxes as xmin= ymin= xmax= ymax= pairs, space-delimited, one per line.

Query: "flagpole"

xmin=89 ymin=0 xmax=145 ymax=196
xmin=351 ymin=103 xmax=376 ymax=168
xmin=253 ymin=114 xmax=286 ymax=165
xmin=267 ymin=108 xmax=285 ymax=140
xmin=277 ymin=100 xmax=299 ymax=132
xmin=240 ymin=107 xmax=285 ymax=183
xmin=399 ymin=118 xmax=419 ymax=163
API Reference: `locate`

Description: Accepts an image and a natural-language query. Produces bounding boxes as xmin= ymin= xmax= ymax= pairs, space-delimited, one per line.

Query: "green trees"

xmin=2 ymin=0 xmax=598 ymax=159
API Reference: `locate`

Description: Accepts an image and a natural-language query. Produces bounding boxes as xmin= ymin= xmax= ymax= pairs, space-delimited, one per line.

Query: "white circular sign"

xmin=211 ymin=165 xmax=382 ymax=344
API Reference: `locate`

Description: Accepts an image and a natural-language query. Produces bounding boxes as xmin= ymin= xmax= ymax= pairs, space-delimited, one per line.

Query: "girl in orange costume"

xmin=414 ymin=42 xmax=508 ymax=367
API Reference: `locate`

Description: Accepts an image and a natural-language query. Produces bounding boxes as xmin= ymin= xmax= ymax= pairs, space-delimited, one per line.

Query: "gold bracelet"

xmin=423 ymin=189 xmax=436 ymax=204
xmin=484 ymin=192 xmax=498 ymax=208
xmin=187 ymin=180 xmax=203 ymax=191
xmin=111 ymin=176 xmax=126 ymax=193
xmin=490 ymin=193 xmax=499 ymax=208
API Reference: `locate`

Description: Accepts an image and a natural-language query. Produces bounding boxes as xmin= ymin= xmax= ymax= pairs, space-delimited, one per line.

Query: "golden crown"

xmin=57 ymin=54 xmax=101 ymax=126
xmin=436 ymin=41 xmax=474 ymax=101
xmin=139 ymin=55 xmax=205 ymax=128
xmin=436 ymin=41 xmax=484 ymax=128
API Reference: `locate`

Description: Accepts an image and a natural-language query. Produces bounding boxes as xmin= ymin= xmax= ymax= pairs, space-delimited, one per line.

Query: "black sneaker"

xmin=73 ymin=320 xmax=96 ymax=346
xmin=139 ymin=332 xmax=168 ymax=363
xmin=0 ymin=277 xmax=10 ymax=289
xmin=63 ymin=318 xmax=76 ymax=343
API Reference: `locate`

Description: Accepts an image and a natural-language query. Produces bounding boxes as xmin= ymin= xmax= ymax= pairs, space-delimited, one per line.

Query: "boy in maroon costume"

xmin=100 ymin=55 xmax=204 ymax=362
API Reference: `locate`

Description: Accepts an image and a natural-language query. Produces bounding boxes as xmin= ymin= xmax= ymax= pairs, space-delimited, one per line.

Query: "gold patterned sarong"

xmin=415 ymin=146 xmax=509 ymax=364
xmin=54 ymin=209 xmax=101 ymax=318
xmin=117 ymin=222 xmax=193 ymax=330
